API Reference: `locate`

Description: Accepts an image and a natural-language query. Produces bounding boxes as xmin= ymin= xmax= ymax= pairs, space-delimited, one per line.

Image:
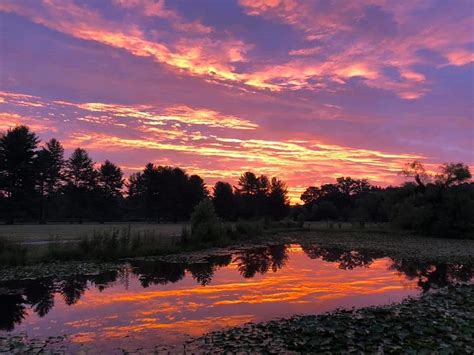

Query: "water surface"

xmin=1 ymin=244 xmax=472 ymax=352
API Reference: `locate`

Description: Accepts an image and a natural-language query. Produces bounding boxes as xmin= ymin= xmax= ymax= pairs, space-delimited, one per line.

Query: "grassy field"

xmin=0 ymin=221 xmax=384 ymax=242
xmin=0 ymin=223 xmax=188 ymax=242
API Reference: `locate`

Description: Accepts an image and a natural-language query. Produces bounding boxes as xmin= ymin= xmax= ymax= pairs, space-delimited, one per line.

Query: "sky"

xmin=0 ymin=0 xmax=473 ymax=202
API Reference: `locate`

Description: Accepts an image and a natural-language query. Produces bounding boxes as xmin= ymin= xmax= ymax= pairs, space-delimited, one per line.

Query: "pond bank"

xmin=1 ymin=230 xmax=474 ymax=282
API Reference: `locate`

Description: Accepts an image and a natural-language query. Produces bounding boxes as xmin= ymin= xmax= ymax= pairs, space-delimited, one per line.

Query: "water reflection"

xmin=301 ymin=245 xmax=383 ymax=269
xmin=390 ymin=260 xmax=474 ymax=292
xmin=234 ymin=244 xmax=289 ymax=278
xmin=0 ymin=244 xmax=472 ymax=336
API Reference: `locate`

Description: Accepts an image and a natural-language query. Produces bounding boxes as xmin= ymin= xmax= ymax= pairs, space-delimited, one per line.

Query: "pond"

xmin=0 ymin=244 xmax=472 ymax=352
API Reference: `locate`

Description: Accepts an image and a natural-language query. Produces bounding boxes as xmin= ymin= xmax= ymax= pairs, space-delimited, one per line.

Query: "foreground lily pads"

xmin=187 ymin=284 xmax=474 ymax=353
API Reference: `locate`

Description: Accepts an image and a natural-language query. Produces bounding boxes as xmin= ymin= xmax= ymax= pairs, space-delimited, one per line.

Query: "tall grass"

xmin=0 ymin=237 xmax=28 ymax=266
xmin=0 ymin=226 xmax=182 ymax=266
xmin=0 ymin=219 xmax=305 ymax=266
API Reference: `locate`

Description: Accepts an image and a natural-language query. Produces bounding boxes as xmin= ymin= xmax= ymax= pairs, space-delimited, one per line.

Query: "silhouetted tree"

xmin=237 ymin=172 xmax=284 ymax=219
xmin=435 ymin=163 xmax=471 ymax=186
xmin=97 ymin=160 xmax=124 ymax=221
xmin=24 ymin=280 xmax=56 ymax=317
xmin=212 ymin=181 xmax=235 ymax=220
xmin=0 ymin=126 xmax=39 ymax=222
xmin=59 ymin=277 xmax=88 ymax=305
xmin=63 ymin=148 xmax=98 ymax=222
xmin=98 ymin=160 xmax=124 ymax=197
xmin=390 ymin=259 xmax=474 ymax=292
xmin=126 ymin=164 xmax=208 ymax=222
xmin=336 ymin=177 xmax=371 ymax=195
xmin=186 ymin=174 xmax=209 ymax=217
xmin=0 ymin=294 xmax=27 ymax=331
xmin=300 ymin=186 xmax=322 ymax=206
xmin=401 ymin=160 xmax=430 ymax=189
xmin=302 ymin=245 xmax=381 ymax=269
xmin=238 ymin=172 xmax=261 ymax=196
xmin=131 ymin=260 xmax=186 ymax=287
xmin=234 ymin=245 xmax=289 ymax=278
xmin=268 ymin=177 xmax=290 ymax=220
xmin=35 ymin=138 xmax=64 ymax=222
xmin=190 ymin=199 xmax=223 ymax=242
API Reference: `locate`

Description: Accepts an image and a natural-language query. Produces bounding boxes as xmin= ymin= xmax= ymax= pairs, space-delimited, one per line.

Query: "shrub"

xmin=190 ymin=199 xmax=225 ymax=242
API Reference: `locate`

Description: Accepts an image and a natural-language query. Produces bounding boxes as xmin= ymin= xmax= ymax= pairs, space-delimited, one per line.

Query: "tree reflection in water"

xmin=301 ymin=245 xmax=384 ymax=269
xmin=234 ymin=244 xmax=289 ymax=278
xmin=0 ymin=244 xmax=472 ymax=332
xmin=187 ymin=255 xmax=232 ymax=286
xmin=0 ymin=294 xmax=27 ymax=331
xmin=389 ymin=260 xmax=474 ymax=292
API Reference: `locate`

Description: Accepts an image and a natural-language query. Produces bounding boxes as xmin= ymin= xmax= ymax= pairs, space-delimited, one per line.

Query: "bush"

xmin=190 ymin=199 xmax=225 ymax=242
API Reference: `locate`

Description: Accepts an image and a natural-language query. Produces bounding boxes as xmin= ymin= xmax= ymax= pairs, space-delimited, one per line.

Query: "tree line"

xmin=1 ymin=125 xmax=472 ymax=235
xmin=0 ymin=126 xmax=289 ymax=223
xmin=293 ymin=163 xmax=473 ymax=236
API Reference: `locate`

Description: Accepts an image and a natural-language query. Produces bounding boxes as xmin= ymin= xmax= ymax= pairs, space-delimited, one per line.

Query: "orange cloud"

xmin=53 ymin=100 xmax=258 ymax=130
xmin=0 ymin=112 xmax=56 ymax=133
xmin=65 ymin=129 xmax=420 ymax=203
xmin=0 ymin=0 xmax=250 ymax=86
xmin=1 ymin=90 xmax=430 ymax=203
xmin=0 ymin=0 xmax=446 ymax=99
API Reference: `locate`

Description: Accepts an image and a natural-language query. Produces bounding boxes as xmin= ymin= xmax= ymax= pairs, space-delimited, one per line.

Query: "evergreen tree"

xmin=212 ymin=181 xmax=235 ymax=220
xmin=0 ymin=126 xmax=39 ymax=222
xmin=97 ymin=160 xmax=124 ymax=221
xmin=63 ymin=148 xmax=98 ymax=222
xmin=35 ymin=139 xmax=64 ymax=222
xmin=268 ymin=177 xmax=290 ymax=220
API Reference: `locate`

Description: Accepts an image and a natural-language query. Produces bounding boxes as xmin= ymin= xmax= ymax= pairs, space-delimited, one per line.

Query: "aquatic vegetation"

xmin=188 ymin=284 xmax=474 ymax=353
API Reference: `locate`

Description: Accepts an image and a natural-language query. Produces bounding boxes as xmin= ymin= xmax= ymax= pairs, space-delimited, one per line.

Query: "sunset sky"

xmin=1 ymin=0 xmax=473 ymax=202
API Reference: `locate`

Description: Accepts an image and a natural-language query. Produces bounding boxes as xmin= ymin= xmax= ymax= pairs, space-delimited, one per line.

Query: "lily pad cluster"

xmin=0 ymin=261 xmax=122 ymax=283
xmin=0 ymin=334 xmax=66 ymax=354
xmin=188 ymin=284 xmax=474 ymax=353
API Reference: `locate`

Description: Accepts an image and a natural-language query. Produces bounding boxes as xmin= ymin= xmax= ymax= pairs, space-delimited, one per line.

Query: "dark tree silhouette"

xmin=336 ymin=177 xmax=371 ymax=195
xmin=300 ymin=186 xmax=322 ymax=206
xmin=436 ymin=163 xmax=472 ymax=186
xmin=132 ymin=260 xmax=186 ymax=287
xmin=236 ymin=172 xmax=288 ymax=220
xmin=186 ymin=174 xmax=209 ymax=217
xmin=212 ymin=181 xmax=235 ymax=220
xmin=401 ymin=160 xmax=429 ymax=188
xmin=97 ymin=160 xmax=124 ymax=221
xmin=234 ymin=245 xmax=289 ymax=278
xmin=268 ymin=177 xmax=290 ymax=220
xmin=185 ymin=255 xmax=232 ymax=286
xmin=126 ymin=163 xmax=207 ymax=221
xmin=35 ymin=138 xmax=64 ymax=222
xmin=390 ymin=260 xmax=474 ymax=292
xmin=0 ymin=126 xmax=39 ymax=222
xmin=301 ymin=245 xmax=381 ymax=269
xmin=63 ymin=148 xmax=98 ymax=222
xmin=0 ymin=126 xmax=472 ymax=235
xmin=24 ymin=280 xmax=56 ymax=317
xmin=59 ymin=277 xmax=88 ymax=305
xmin=98 ymin=160 xmax=124 ymax=198
xmin=0 ymin=294 xmax=28 ymax=331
